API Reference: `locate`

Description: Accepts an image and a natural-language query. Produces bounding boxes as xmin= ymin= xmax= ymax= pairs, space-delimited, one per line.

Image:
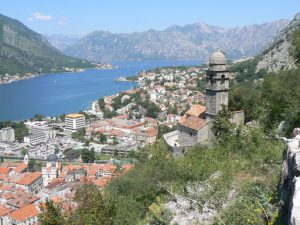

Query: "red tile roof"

xmin=179 ymin=115 xmax=208 ymax=131
xmin=14 ymin=163 xmax=27 ymax=173
xmin=0 ymin=167 xmax=10 ymax=174
xmin=16 ymin=172 xmax=42 ymax=186
xmin=0 ymin=204 xmax=9 ymax=217
xmin=185 ymin=104 xmax=206 ymax=117
xmin=9 ymin=204 xmax=39 ymax=222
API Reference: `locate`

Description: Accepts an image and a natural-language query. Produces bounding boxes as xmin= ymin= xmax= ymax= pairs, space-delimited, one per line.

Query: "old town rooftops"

xmin=8 ymin=204 xmax=39 ymax=222
xmin=179 ymin=115 xmax=208 ymax=131
xmin=185 ymin=104 xmax=206 ymax=117
xmin=16 ymin=172 xmax=42 ymax=186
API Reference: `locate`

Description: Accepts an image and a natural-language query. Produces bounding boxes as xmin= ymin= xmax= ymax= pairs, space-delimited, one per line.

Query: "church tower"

xmin=205 ymin=49 xmax=229 ymax=120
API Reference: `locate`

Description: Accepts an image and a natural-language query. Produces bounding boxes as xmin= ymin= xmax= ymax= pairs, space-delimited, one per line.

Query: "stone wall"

xmin=281 ymin=128 xmax=300 ymax=225
xmin=178 ymin=124 xmax=198 ymax=146
xmin=230 ymin=110 xmax=245 ymax=126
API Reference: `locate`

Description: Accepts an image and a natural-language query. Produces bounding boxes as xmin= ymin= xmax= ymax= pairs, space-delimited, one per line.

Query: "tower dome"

xmin=209 ymin=49 xmax=226 ymax=65
xmin=47 ymin=154 xmax=58 ymax=162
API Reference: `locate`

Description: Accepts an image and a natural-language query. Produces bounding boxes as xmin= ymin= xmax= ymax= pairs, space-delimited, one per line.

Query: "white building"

xmin=42 ymin=154 xmax=62 ymax=186
xmin=0 ymin=127 xmax=15 ymax=142
xmin=24 ymin=121 xmax=56 ymax=141
xmin=24 ymin=133 xmax=47 ymax=146
xmin=6 ymin=204 xmax=39 ymax=225
xmin=65 ymin=113 xmax=86 ymax=131
xmin=15 ymin=172 xmax=43 ymax=194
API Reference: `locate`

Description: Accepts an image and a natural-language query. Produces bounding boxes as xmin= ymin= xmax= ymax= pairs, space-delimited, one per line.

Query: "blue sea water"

xmin=0 ymin=60 xmax=201 ymax=121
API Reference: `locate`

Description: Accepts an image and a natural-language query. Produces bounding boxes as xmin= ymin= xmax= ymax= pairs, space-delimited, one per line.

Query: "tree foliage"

xmin=39 ymin=200 xmax=65 ymax=225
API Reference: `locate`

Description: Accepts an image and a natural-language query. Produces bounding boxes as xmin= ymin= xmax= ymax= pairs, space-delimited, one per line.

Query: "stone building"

xmin=164 ymin=50 xmax=244 ymax=155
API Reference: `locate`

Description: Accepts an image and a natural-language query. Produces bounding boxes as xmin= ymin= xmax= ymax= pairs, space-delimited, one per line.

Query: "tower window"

xmin=209 ymin=75 xmax=213 ymax=84
xmin=221 ymin=74 xmax=225 ymax=84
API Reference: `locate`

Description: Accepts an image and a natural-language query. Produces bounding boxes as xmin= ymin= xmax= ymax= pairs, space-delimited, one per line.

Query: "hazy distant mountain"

xmin=256 ymin=13 xmax=300 ymax=72
xmin=63 ymin=20 xmax=290 ymax=62
xmin=0 ymin=13 xmax=91 ymax=75
xmin=43 ymin=34 xmax=82 ymax=51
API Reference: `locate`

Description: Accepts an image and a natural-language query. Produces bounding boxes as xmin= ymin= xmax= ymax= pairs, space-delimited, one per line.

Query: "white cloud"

xmin=28 ymin=12 xmax=54 ymax=21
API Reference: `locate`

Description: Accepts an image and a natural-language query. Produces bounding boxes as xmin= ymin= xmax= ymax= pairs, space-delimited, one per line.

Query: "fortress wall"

xmin=280 ymin=128 xmax=300 ymax=225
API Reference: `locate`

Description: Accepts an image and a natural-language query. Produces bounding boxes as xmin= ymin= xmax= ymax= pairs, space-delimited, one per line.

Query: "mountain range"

xmin=60 ymin=19 xmax=290 ymax=62
xmin=0 ymin=13 xmax=92 ymax=76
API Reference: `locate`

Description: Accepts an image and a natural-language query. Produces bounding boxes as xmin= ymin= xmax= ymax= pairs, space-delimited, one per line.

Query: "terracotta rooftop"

xmin=0 ymin=204 xmax=10 ymax=217
xmin=14 ymin=163 xmax=27 ymax=173
xmin=9 ymin=204 xmax=39 ymax=222
xmin=185 ymin=104 xmax=206 ymax=117
xmin=16 ymin=172 xmax=42 ymax=186
xmin=179 ymin=115 xmax=208 ymax=131
xmin=0 ymin=167 xmax=10 ymax=174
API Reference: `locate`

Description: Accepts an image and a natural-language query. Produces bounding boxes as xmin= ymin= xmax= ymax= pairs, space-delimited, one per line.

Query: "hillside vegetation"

xmin=38 ymin=18 xmax=300 ymax=225
xmin=0 ymin=13 xmax=92 ymax=76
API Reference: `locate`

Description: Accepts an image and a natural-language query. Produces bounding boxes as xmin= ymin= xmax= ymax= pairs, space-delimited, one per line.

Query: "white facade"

xmin=42 ymin=161 xmax=61 ymax=186
xmin=65 ymin=114 xmax=86 ymax=131
xmin=24 ymin=133 xmax=47 ymax=146
xmin=0 ymin=127 xmax=15 ymax=142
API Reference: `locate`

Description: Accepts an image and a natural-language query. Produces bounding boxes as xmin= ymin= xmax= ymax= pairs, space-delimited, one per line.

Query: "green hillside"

xmin=0 ymin=13 xmax=92 ymax=76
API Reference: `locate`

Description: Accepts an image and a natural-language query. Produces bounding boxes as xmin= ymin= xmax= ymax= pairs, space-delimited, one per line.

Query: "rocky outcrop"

xmin=281 ymin=128 xmax=300 ymax=225
xmin=256 ymin=13 xmax=300 ymax=73
xmin=164 ymin=173 xmax=236 ymax=225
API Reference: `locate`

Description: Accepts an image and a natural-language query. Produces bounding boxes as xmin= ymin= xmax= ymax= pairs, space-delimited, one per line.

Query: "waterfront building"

xmin=0 ymin=127 xmax=15 ymax=143
xmin=24 ymin=121 xmax=56 ymax=141
xmin=65 ymin=113 xmax=86 ymax=131
xmin=23 ymin=133 xmax=47 ymax=146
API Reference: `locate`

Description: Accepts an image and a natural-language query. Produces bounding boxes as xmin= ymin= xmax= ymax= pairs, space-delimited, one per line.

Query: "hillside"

xmin=0 ymin=13 xmax=92 ymax=76
xmin=63 ymin=19 xmax=289 ymax=62
xmin=256 ymin=12 xmax=300 ymax=72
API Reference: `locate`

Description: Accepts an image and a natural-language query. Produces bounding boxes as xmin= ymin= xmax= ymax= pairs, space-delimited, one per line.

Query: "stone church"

xmin=164 ymin=49 xmax=244 ymax=155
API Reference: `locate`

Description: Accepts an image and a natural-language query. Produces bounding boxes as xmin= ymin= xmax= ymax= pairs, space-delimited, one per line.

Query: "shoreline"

xmin=0 ymin=64 xmax=118 ymax=86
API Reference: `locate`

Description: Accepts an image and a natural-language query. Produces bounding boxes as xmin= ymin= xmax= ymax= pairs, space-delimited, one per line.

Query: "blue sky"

xmin=0 ymin=0 xmax=299 ymax=35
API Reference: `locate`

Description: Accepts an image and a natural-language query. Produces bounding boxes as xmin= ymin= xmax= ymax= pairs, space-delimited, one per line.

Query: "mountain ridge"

xmin=62 ymin=19 xmax=290 ymax=62
xmin=0 ymin=13 xmax=92 ymax=76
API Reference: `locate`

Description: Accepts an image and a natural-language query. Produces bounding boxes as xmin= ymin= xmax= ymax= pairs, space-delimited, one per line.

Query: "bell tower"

xmin=205 ymin=49 xmax=229 ymax=120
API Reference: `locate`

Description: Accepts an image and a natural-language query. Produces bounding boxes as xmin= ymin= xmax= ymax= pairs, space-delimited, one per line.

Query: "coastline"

xmin=0 ymin=64 xmax=118 ymax=86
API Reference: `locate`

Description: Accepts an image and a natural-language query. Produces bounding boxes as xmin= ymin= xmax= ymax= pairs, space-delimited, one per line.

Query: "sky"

xmin=0 ymin=0 xmax=299 ymax=35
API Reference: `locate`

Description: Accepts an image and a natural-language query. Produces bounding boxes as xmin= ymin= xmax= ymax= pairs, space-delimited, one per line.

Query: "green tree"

xmin=81 ymin=148 xmax=95 ymax=163
xmin=21 ymin=148 xmax=28 ymax=157
xmin=71 ymin=184 xmax=116 ymax=225
xmin=99 ymin=133 xmax=107 ymax=144
xmin=28 ymin=158 xmax=36 ymax=172
xmin=212 ymin=106 xmax=234 ymax=137
xmin=32 ymin=114 xmax=45 ymax=121
xmin=38 ymin=200 xmax=66 ymax=225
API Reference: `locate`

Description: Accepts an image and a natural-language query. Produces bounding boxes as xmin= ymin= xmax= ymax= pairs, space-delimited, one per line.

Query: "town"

xmin=0 ymin=64 xmax=213 ymax=224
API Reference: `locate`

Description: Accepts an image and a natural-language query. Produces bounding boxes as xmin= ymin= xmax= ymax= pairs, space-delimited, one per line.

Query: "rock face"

xmin=281 ymin=128 xmax=300 ymax=225
xmin=164 ymin=173 xmax=236 ymax=225
xmin=43 ymin=34 xmax=82 ymax=51
xmin=63 ymin=20 xmax=289 ymax=62
xmin=256 ymin=13 xmax=300 ymax=73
